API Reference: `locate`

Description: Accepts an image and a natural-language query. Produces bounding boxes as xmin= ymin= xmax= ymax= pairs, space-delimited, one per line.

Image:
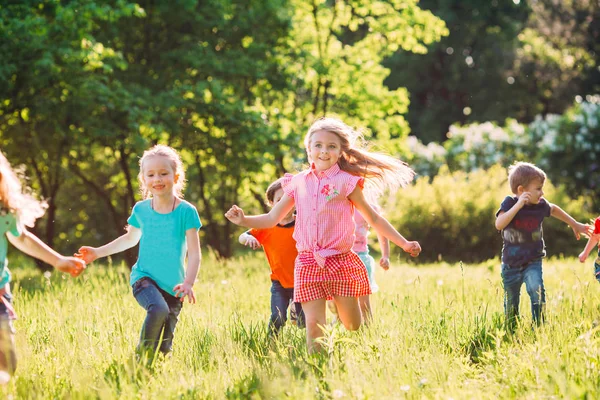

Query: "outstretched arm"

xmin=225 ymin=195 xmax=294 ymax=229
xmin=579 ymin=234 xmax=600 ymax=263
xmin=76 ymin=226 xmax=141 ymax=264
xmin=173 ymin=228 xmax=201 ymax=303
xmin=6 ymin=230 xmax=85 ymax=277
xmin=550 ymin=204 xmax=591 ymax=240
xmin=349 ymin=188 xmax=421 ymax=257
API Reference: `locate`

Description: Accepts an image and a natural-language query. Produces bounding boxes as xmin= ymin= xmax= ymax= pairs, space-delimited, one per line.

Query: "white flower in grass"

xmin=332 ymin=389 xmax=345 ymax=398
xmin=437 ymin=280 xmax=444 ymax=286
xmin=221 ymin=280 xmax=228 ymax=285
xmin=400 ymin=384 xmax=410 ymax=391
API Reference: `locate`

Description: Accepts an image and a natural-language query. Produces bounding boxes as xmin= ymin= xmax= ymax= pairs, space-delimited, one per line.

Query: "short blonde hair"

xmin=507 ymin=162 xmax=546 ymax=194
xmin=137 ymin=145 xmax=186 ymax=199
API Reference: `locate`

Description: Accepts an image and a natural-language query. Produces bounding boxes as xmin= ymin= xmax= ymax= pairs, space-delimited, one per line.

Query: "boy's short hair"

xmin=265 ymin=178 xmax=285 ymax=205
xmin=507 ymin=162 xmax=547 ymax=194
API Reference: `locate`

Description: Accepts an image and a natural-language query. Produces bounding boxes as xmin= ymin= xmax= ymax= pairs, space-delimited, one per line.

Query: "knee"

xmin=341 ymin=318 xmax=361 ymax=331
xmin=147 ymin=302 xmax=169 ymax=321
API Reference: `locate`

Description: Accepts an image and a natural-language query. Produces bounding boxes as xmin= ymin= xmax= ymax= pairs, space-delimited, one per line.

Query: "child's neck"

xmin=151 ymin=194 xmax=177 ymax=213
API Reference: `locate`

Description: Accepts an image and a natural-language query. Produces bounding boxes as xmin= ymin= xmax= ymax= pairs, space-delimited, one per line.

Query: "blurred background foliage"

xmin=0 ymin=0 xmax=598 ymax=265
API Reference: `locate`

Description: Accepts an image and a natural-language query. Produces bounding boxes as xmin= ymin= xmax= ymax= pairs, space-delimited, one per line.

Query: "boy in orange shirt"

xmin=239 ymin=178 xmax=305 ymax=336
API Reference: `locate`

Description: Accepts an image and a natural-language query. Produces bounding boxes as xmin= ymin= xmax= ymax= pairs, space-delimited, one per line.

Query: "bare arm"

xmin=349 ymin=187 xmax=420 ymax=257
xmin=579 ymin=234 xmax=600 ymax=263
xmin=76 ymin=226 xmax=142 ymax=263
xmin=375 ymin=230 xmax=391 ymax=269
xmin=7 ymin=230 xmax=85 ymax=276
xmin=173 ymin=228 xmax=201 ymax=303
xmin=495 ymin=195 xmax=528 ymax=231
xmin=225 ymin=195 xmax=294 ymax=229
xmin=550 ymin=204 xmax=590 ymax=240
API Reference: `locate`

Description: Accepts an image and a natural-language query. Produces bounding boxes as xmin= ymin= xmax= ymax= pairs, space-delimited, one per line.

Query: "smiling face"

xmin=519 ymin=178 xmax=545 ymax=204
xmin=142 ymin=155 xmax=179 ymax=197
xmin=308 ymin=129 xmax=343 ymax=172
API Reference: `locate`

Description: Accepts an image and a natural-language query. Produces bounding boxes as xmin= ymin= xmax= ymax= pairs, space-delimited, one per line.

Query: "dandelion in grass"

xmin=400 ymin=384 xmax=410 ymax=391
xmin=332 ymin=389 xmax=345 ymax=398
xmin=221 ymin=280 xmax=228 ymax=285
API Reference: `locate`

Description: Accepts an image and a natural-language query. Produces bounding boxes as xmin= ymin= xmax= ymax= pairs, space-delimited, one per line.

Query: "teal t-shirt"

xmin=0 ymin=206 xmax=22 ymax=287
xmin=127 ymin=199 xmax=201 ymax=296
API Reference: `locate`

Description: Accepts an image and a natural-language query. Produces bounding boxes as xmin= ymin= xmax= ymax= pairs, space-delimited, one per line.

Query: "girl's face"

xmin=142 ymin=155 xmax=179 ymax=197
xmin=309 ymin=130 xmax=342 ymax=172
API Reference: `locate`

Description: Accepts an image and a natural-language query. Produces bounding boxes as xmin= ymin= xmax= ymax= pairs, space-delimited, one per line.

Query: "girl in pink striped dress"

xmin=225 ymin=117 xmax=421 ymax=352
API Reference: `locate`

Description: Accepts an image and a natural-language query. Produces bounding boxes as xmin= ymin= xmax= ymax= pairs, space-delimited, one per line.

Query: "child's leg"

xmin=158 ymin=290 xmax=183 ymax=354
xmin=333 ymin=295 xmax=362 ymax=331
xmin=358 ymin=295 xmax=372 ymax=324
xmin=301 ymin=298 xmax=327 ymax=353
xmin=501 ymin=264 xmax=524 ymax=330
xmin=293 ymin=301 xmax=306 ymax=329
xmin=0 ymin=290 xmax=16 ymax=379
xmin=269 ymin=281 xmax=291 ymax=336
xmin=132 ymin=278 xmax=171 ymax=356
xmin=523 ymin=260 xmax=545 ymax=325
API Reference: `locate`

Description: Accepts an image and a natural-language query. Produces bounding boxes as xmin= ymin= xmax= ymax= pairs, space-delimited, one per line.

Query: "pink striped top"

xmin=352 ymin=203 xmax=381 ymax=253
xmin=282 ymin=163 xmax=364 ymax=267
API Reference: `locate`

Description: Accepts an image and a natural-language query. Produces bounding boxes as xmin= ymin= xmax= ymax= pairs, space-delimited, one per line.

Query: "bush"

xmin=384 ymin=165 xmax=594 ymax=263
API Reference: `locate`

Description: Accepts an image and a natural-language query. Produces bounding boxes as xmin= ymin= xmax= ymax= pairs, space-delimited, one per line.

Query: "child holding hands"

xmin=0 ymin=151 xmax=85 ymax=382
xmin=495 ymin=162 xmax=590 ymax=329
xmin=578 ymin=217 xmax=600 ymax=283
xmin=238 ymin=178 xmax=305 ymax=336
xmin=77 ymin=145 xmax=201 ymax=360
xmin=226 ymin=117 xmax=420 ymax=352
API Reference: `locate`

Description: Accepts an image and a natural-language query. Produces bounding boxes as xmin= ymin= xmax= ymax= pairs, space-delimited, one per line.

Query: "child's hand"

xmin=516 ymin=192 xmax=531 ymax=207
xmin=55 ymin=256 xmax=86 ymax=277
xmin=402 ymin=241 xmax=421 ymax=257
xmin=224 ymin=205 xmax=245 ymax=226
xmin=74 ymin=246 xmax=98 ymax=264
xmin=242 ymin=235 xmax=260 ymax=250
xmin=379 ymin=257 xmax=390 ymax=270
xmin=572 ymin=222 xmax=592 ymax=240
xmin=173 ymin=282 xmax=196 ymax=304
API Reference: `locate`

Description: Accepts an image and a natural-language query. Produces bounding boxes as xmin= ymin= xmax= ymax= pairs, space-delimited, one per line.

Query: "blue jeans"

xmin=501 ymin=259 xmax=545 ymax=328
xmin=132 ymin=277 xmax=182 ymax=355
xmin=270 ymin=280 xmax=305 ymax=335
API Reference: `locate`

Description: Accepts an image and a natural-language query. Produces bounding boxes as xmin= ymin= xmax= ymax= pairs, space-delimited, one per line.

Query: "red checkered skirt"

xmin=293 ymin=251 xmax=372 ymax=303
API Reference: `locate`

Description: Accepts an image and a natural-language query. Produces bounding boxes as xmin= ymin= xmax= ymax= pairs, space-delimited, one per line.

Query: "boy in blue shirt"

xmin=495 ymin=162 xmax=591 ymax=330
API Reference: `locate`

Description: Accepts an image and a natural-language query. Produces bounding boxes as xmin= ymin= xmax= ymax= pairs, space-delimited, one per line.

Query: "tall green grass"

xmin=2 ymin=252 xmax=600 ymax=399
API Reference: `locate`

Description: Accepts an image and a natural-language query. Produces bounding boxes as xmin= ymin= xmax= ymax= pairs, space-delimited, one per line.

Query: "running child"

xmin=77 ymin=145 xmax=201 ymax=361
xmin=226 ymin=117 xmax=420 ymax=352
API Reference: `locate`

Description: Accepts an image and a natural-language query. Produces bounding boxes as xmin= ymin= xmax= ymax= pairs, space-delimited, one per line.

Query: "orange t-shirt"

xmin=249 ymin=221 xmax=297 ymax=288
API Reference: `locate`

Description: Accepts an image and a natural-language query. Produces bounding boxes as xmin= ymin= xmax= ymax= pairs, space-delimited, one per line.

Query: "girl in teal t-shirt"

xmin=0 ymin=151 xmax=85 ymax=383
xmin=77 ymin=145 xmax=201 ymax=362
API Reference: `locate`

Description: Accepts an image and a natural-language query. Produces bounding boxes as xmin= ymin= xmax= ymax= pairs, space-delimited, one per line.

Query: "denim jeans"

xmin=501 ymin=259 xmax=545 ymax=328
xmin=132 ymin=277 xmax=183 ymax=356
xmin=270 ymin=280 xmax=305 ymax=335
xmin=0 ymin=289 xmax=16 ymax=374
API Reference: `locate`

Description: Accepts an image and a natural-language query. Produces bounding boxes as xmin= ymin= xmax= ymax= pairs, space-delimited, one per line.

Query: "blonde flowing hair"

xmin=304 ymin=117 xmax=414 ymax=196
xmin=137 ymin=145 xmax=187 ymax=199
xmin=0 ymin=151 xmax=47 ymax=227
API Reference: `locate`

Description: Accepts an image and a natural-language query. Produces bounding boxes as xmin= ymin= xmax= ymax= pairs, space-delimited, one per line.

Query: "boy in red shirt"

xmin=239 ymin=178 xmax=305 ymax=336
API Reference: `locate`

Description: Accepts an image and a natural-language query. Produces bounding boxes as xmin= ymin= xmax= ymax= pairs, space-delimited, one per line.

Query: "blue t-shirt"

xmin=127 ymin=199 xmax=201 ymax=296
xmin=0 ymin=206 xmax=22 ymax=287
xmin=496 ymin=196 xmax=551 ymax=267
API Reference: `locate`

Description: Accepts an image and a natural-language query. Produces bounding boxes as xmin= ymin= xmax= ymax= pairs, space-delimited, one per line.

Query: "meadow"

xmin=2 ymin=252 xmax=599 ymax=399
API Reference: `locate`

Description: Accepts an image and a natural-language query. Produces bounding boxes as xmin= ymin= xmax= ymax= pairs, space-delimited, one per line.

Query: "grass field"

xmin=1 ymin=253 xmax=600 ymax=399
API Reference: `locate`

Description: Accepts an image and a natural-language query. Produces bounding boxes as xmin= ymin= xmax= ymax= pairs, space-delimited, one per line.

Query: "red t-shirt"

xmin=249 ymin=221 xmax=297 ymax=288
